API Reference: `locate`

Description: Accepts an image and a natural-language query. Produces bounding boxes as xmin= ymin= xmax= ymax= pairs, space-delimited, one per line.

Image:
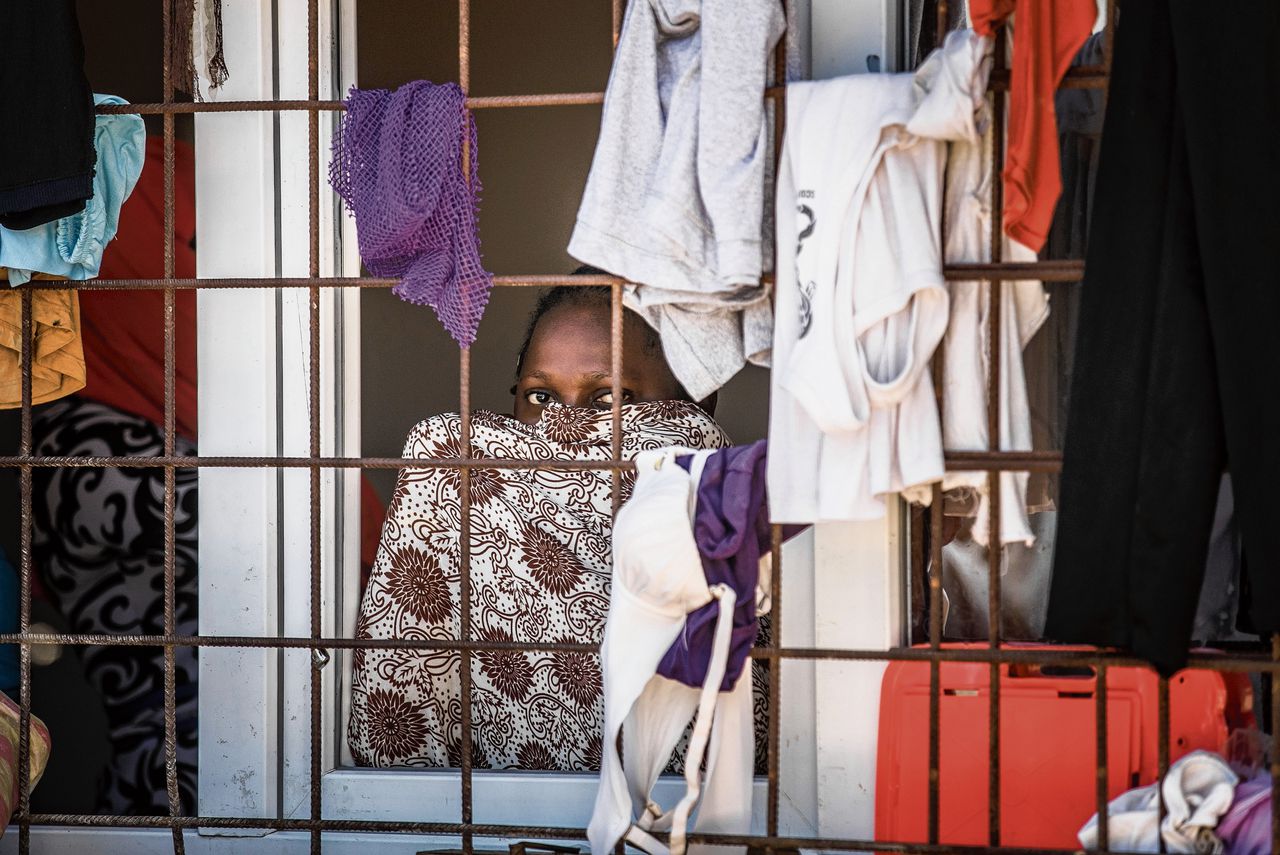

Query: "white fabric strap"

xmin=628 ymin=582 xmax=738 ymax=855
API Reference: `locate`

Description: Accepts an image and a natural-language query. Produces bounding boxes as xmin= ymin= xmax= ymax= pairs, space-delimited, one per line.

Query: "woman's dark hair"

xmin=513 ymin=266 xmax=663 ymax=378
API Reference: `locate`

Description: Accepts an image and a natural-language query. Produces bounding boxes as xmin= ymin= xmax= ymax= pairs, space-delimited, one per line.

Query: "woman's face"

xmin=513 ymin=302 xmax=686 ymax=424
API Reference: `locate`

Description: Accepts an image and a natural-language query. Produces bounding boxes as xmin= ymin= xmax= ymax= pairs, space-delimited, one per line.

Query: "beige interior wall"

xmin=357 ymin=1 xmax=770 ymax=501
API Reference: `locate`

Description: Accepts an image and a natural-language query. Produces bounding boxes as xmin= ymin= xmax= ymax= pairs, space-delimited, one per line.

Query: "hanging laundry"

xmin=0 ymin=0 xmax=95 ymax=231
xmin=0 ymin=95 xmax=146 ymax=287
xmin=931 ymin=29 xmax=1049 ymax=548
xmin=769 ymin=31 xmax=989 ymax=524
xmin=591 ymin=445 xmax=771 ymax=855
xmin=1021 ymin=28 xmax=1105 ymax=514
xmin=569 ymin=0 xmax=786 ymax=402
xmin=1077 ymin=751 xmax=1238 ymax=854
xmin=174 ymin=0 xmax=229 ymax=101
xmin=331 ymin=81 xmax=492 ymax=347
xmin=660 ymin=441 xmax=771 ymax=692
xmin=348 ymin=403 xmax=738 ymax=772
xmin=1046 ymin=2 xmax=1280 ymax=678
xmin=80 ymin=136 xmax=199 ymax=442
xmin=0 ymin=288 xmax=86 ymax=408
xmin=969 ymin=0 xmax=1095 ymax=253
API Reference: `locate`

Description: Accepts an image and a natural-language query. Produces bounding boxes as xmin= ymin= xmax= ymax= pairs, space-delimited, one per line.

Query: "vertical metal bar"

xmin=161 ymin=3 xmax=186 ymax=853
xmin=1095 ymin=662 xmax=1110 ymax=853
xmin=16 ymin=288 xmax=33 ymax=855
xmin=308 ymin=0 xmax=323 ymax=852
xmin=766 ymin=525 xmax=783 ymax=851
xmin=609 ymin=283 xmax=622 ymax=516
xmin=1157 ymin=676 xmax=1170 ymax=853
xmin=765 ymin=6 xmax=789 ymax=851
xmin=611 ymin=0 xmax=624 ymax=48
xmin=457 ymin=3 xmax=475 ymax=852
xmin=927 ymin=2 xmax=950 ymax=844
xmin=927 ymin=483 xmax=943 ymax=845
xmin=985 ymin=21 xmax=1007 ymax=849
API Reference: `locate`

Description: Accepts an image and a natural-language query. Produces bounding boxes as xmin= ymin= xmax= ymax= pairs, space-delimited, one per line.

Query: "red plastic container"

xmin=874 ymin=644 xmax=1238 ymax=849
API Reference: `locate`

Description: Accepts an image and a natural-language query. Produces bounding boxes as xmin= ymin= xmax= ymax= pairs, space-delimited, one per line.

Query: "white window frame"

xmin=4 ymin=2 xmax=909 ymax=852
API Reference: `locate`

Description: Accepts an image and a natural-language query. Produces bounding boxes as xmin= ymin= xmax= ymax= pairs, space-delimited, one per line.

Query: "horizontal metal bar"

xmin=0 ymin=456 xmax=632 ymax=471
xmin=91 ymin=70 xmax=1108 ymax=118
xmin=3 ymin=632 xmax=1274 ymax=673
xmin=17 ymin=274 xmax=622 ymax=291
xmin=96 ymin=93 xmax=603 ymax=114
xmin=945 ymin=261 xmax=1084 ymax=282
xmin=7 ymin=813 xmax=1254 ymax=855
xmin=989 ymin=66 xmax=1109 ymax=91
xmin=0 ymin=452 xmax=1064 ymax=473
xmin=94 ymin=87 xmax=787 ymax=116
xmin=945 ymin=451 xmax=1062 ymax=471
xmin=16 ymin=262 xmax=1082 ymax=291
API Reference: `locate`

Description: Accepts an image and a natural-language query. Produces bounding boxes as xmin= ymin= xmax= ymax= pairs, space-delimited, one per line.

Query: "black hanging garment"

xmin=1046 ymin=1 xmax=1280 ymax=676
xmin=0 ymin=0 xmax=96 ymax=230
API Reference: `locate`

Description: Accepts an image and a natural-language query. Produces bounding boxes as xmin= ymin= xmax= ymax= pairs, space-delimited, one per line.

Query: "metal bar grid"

xmin=3 ymin=2 xmax=1276 ymax=855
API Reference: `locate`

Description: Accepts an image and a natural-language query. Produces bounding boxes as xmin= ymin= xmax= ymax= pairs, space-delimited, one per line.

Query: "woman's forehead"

xmin=523 ymin=304 xmax=659 ymax=378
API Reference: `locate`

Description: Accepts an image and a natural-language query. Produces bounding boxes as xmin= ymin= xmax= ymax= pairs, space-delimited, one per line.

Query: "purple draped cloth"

xmin=1218 ymin=774 xmax=1271 ymax=855
xmin=330 ymin=81 xmax=492 ymax=346
xmin=660 ymin=440 xmax=771 ymax=691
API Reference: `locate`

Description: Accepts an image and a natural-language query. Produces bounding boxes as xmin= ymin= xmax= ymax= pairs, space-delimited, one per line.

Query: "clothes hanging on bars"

xmin=80 ymin=137 xmax=199 ymax=442
xmin=769 ymin=31 xmax=990 ymax=524
xmin=1019 ymin=28 xmax=1105 ymax=514
xmin=969 ymin=0 xmax=1095 ymax=253
xmin=0 ymin=95 xmax=146 ymax=287
xmin=175 ymin=0 xmax=229 ymax=101
xmin=330 ymin=81 xmax=492 ymax=347
xmin=0 ymin=0 xmax=95 ymax=231
xmin=660 ymin=440 xmax=771 ymax=691
xmin=569 ymin=0 xmax=786 ymax=402
xmin=1046 ymin=0 xmax=1280 ymax=677
xmin=0 ymin=288 xmax=86 ymax=408
xmin=933 ymin=29 xmax=1049 ymax=548
xmin=590 ymin=445 xmax=768 ymax=855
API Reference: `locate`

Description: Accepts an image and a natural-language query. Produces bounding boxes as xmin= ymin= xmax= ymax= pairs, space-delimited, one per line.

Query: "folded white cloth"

xmin=1078 ymin=751 xmax=1239 ymax=854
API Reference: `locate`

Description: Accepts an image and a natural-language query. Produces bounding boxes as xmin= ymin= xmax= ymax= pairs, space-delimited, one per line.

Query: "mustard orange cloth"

xmin=971 ymin=0 xmax=1095 ymax=252
xmin=0 ymin=285 xmax=86 ymax=409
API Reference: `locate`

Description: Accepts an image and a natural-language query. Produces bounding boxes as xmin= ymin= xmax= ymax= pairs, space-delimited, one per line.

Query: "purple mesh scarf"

xmin=330 ymin=81 xmax=491 ymax=346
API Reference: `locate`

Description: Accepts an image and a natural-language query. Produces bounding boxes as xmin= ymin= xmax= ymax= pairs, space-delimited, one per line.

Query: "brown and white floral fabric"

xmin=348 ymin=402 xmax=735 ymax=771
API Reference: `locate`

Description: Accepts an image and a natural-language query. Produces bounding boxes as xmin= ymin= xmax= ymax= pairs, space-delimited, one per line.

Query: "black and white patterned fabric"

xmin=31 ymin=396 xmax=197 ymax=815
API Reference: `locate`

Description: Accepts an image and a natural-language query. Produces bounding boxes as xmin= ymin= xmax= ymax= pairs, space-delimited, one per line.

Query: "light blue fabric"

xmin=1 ymin=94 xmax=145 ymax=286
xmin=0 ymin=546 xmax=16 ymax=698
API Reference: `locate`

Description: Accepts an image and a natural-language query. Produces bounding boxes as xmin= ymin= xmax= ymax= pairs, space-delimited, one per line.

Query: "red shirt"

xmin=80 ymin=136 xmax=199 ymax=440
xmin=971 ymin=0 xmax=1096 ymax=253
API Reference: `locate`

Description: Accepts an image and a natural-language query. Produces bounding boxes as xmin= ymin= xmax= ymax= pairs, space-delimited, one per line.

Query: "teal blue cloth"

xmin=1 ymin=94 xmax=145 ymax=286
xmin=0 ymin=547 xmax=16 ymax=698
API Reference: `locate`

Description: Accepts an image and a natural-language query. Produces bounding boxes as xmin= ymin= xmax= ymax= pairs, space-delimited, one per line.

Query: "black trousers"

xmin=1046 ymin=1 xmax=1280 ymax=676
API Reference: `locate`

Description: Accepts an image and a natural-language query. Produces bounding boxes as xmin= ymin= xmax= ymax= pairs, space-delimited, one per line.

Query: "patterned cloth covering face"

xmin=349 ymin=402 xmax=731 ymax=770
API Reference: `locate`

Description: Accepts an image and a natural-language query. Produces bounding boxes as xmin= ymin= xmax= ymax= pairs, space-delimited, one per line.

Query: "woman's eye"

xmin=594 ymin=390 xmax=633 ymax=408
xmin=524 ymin=390 xmax=555 ymax=406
